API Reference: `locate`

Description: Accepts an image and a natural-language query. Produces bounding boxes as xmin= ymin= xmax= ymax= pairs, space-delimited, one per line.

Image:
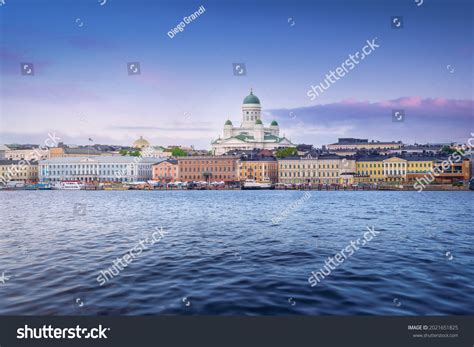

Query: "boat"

xmin=242 ymin=178 xmax=274 ymax=190
xmin=0 ymin=181 xmax=26 ymax=190
xmin=52 ymin=180 xmax=84 ymax=190
xmin=36 ymin=182 xmax=52 ymax=190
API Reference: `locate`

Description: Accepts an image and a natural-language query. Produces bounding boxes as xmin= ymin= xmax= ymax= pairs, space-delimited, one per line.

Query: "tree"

xmin=275 ymin=147 xmax=298 ymax=158
xmin=172 ymin=148 xmax=188 ymax=157
xmin=130 ymin=150 xmax=141 ymax=157
xmin=119 ymin=149 xmax=128 ymax=156
xmin=441 ymin=145 xmax=464 ymax=155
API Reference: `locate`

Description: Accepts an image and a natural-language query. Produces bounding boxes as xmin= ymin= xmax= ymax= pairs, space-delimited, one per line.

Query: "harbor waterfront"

xmin=0 ymin=190 xmax=472 ymax=315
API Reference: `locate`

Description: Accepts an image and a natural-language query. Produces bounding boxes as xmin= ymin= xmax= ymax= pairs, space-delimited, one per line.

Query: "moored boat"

xmin=52 ymin=180 xmax=84 ymax=190
xmin=242 ymin=178 xmax=274 ymax=190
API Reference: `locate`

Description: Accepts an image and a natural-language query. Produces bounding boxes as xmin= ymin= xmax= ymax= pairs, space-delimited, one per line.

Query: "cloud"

xmin=266 ymin=97 xmax=474 ymax=145
xmin=108 ymin=124 xmax=216 ymax=132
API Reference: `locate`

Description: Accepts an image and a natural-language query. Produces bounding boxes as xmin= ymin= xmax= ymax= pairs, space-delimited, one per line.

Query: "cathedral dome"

xmin=271 ymin=120 xmax=278 ymax=126
xmin=225 ymin=119 xmax=233 ymax=125
xmin=133 ymin=136 xmax=150 ymax=149
xmin=243 ymin=89 xmax=260 ymax=104
xmin=255 ymin=119 xmax=263 ymax=125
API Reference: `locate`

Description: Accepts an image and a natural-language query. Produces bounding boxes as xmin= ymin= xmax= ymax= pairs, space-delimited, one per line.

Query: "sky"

xmin=0 ymin=0 xmax=472 ymax=149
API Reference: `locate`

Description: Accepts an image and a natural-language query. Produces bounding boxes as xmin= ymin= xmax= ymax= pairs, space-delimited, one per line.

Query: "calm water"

xmin=0 ymin=190 xmax=472 ymax=315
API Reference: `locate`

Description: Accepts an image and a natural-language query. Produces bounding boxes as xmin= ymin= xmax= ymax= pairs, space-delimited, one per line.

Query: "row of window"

xmin=280 ymin=164 xmax=341 ymax=169
xmin=43 ymin=170 xmax=147 ymax=176
xmin=181 ymin=175 xmax=233 ymax=180
xmin=182 ymin=167 xmax=233 ymax=172
xmin=46 ymin=164 xmax=135 ymax=169
xmin=179 ymin=160 xmax=234 ymax=165
xmin=281 ymin=171 xmax=338 ymax=177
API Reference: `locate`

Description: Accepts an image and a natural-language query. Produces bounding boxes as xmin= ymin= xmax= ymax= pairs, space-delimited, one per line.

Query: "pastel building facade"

xmin=277 ymin=154 xmax=356 ymax=185
xmin=177 ymin=156 xmax=239 ymax=182
xmin=238 ymin=157 xmax=278 ymax=183
xmin=152 ymin=159 xmax=179 ymax=183
xmin=355 ymin=156 xmax=469 ymax=184
xmin=38 ymin=156 xmax=163 ymax=183
xmin=0 ymin=160 xmax=38 ymax=184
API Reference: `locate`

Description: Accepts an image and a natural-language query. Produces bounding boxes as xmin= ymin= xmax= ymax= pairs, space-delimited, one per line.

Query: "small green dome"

xmin=225 ymin=120 xmax=232 ymax=125
xmin=243 ymin=89 xmax=260 ymax=104
xmin=255 ymin=119 xmax=263 ymax=125
xmin=271 ymin=120 xmax=278 ymax=126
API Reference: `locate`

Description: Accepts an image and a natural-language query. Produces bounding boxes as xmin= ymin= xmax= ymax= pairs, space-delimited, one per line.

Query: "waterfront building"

xmin=328 ymin=138 xmax=402 ymax=153
xmin=382 ymin=157 xmax=408 ymax=182
xmin=355 ymin=157 xmax=385 ymax=183
xmin=238 ymin=156 xmax=278 ymax=183
xmin=38 ymin=156 xmax=164 ymax=183
xmin=406 ymin=157 xmax=434 ymax=182
xmin=356 ymin=156 xmax=412 ymax=183
xmin=355 ymin=155 xmax=469 ymax=184
xmin=278 ymin=156 xmax=318 ymax=185
xmin=152 ymin=159 xmax=178 ymax=183
xmin=277 ymin=153 xmax=356 ymax=185
xmin=211 ymin=90 xmax=294 ymax=155
xmin=177 ymin=156 xmax=239 ymax=182
xmin=0 ymin=160 xmax=38 ymax=184
xmin=432 ymin=157 xmax=470 ymax=184
xmin=318 ymin=154 xmax=354 ymax=185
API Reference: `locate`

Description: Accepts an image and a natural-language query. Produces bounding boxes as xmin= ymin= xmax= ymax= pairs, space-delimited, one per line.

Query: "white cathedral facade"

xmin=211 ymin=90 xmax=294 ymax=155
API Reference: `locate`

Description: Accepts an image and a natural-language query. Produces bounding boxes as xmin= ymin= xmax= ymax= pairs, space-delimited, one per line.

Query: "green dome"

xmin=225 ymin=119 xmax=232 ymax=125
xmin=271 ymin=120 xmax=278 ymax=126
xmin=243 ymin=90 xmax=260 ymax=104
xmin=255 ymin=119 xmax=263 ymax=125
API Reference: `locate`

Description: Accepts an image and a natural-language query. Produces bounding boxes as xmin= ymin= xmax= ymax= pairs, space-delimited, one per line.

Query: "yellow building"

xmin=238 ymin=157 xmax=278 ymax=183
xmin=356 ymin=156 xmax=436 ymax=183
xmin=0 ymin=160 xmax=38 ymax=184
xmin=383 ymin=157 xmax=407 ymax=182
xmin=355 ymin=157 xmax=384 ymax=183
xmin=406 ymin=157 xmax=434 ymax=182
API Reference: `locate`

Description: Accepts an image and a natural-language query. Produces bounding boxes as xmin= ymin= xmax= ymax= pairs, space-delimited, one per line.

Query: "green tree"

xmin=441 ymin=145 xmax=464 ymax=155
xmin=172 ymin=148 xmax=188 ymax=157
xmin=129 ymin=150 xmax=141 ymax=157
xmin=275 ymin=147 xmax=298 ymax=158
xmin=119 ymin=149 xmax=128 ymax=156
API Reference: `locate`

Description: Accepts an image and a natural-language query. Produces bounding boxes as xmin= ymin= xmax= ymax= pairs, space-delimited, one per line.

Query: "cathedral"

xmin=211 ymin=90 xmax=294 ymax=155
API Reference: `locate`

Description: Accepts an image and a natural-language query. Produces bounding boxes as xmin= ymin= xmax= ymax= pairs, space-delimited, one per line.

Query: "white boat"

xmin=52 ymin=180 xmax=84 ymax=190
xmin=242 ymin=178 xmax=274 ymax=190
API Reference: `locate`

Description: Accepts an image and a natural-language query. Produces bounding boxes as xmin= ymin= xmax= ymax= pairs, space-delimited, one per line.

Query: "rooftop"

xmin=39 ymin=156 xmax=164 ymax=164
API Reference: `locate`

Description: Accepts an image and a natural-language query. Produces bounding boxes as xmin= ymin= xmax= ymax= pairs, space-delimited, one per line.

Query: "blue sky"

xmin=0 ymin=0 xmax=472 ymax=148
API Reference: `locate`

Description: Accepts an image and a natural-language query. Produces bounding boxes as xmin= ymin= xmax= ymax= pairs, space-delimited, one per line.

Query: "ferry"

xmin=52 ymin=180 xmax=84 ymax=190
xmin=242 ymin=178 xmax=274 ymax=190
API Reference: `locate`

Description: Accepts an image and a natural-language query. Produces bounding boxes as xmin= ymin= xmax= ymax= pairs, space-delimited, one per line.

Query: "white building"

xmin=38 ymin=156 xmax=165 ymax=183
xmin=211 ymin=90 xmax=294 ymax=155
